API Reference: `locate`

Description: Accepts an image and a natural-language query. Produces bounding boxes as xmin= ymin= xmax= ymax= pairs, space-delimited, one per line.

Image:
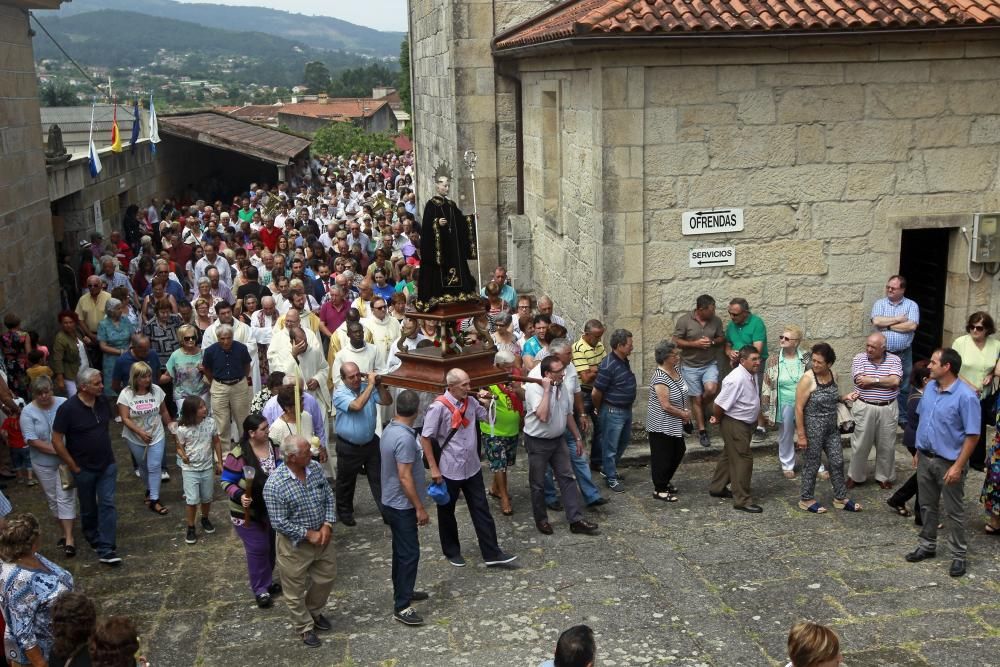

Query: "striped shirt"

xmin=871 ymin=297 xmax=919 ymax=352
xmin=572 ymin=338 xmax=606 ymax=389
xmin=646 ymin=369 xmax=689 ymax=437
xmin=263 ymin=460 xmax=336 ymax=545
xmin=851 ymin=352 xmax=903 ymax=402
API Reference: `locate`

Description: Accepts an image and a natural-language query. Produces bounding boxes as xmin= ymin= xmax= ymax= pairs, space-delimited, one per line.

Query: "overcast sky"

xmin=173 ymin=0 xmax=409 ymax=32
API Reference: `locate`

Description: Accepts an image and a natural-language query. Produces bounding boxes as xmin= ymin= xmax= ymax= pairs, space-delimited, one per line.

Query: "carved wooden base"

xmin=380 ymin=302 xmax=506 ymax=393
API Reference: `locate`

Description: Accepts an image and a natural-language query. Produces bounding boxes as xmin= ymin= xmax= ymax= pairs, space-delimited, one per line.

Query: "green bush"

xmin=311 ymin=122 xmax=396 ymax=157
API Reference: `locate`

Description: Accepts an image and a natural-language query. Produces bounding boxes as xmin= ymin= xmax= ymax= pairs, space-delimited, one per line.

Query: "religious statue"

xmin=416 ymin=164 xmax=479 ymax=311
xmin=45 ymin=123 xmax=71 ymax=165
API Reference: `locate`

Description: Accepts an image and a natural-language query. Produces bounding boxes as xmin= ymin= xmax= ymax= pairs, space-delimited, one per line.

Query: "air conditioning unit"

xmin=972 ymin=213 xmax=1000 ymax=263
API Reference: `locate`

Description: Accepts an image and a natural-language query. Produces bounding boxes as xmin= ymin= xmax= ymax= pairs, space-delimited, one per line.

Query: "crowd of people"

xmin=0 ymin=147 xmax=996 ymax=661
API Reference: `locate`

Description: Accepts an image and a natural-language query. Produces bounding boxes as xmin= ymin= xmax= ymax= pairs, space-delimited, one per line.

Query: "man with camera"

xmin=331 ymin=361 xmax=392 ymax=527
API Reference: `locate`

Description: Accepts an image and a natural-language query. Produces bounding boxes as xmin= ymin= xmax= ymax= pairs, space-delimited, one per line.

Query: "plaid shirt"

xmin=263 ymin=460 xmax=335 ymax=545
xmin=100 ymin=270 xmax=134 ymax=297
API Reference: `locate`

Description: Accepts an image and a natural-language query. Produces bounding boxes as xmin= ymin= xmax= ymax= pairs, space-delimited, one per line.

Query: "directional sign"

xmin=689 ymin=246 xmax=735 ymax=268
xmin=682 ymin=208 xmax=744 ymax=236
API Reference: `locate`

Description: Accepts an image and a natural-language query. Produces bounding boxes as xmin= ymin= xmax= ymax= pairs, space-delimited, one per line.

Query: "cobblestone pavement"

xmin=6 ymin=433 xmax=997 ymax=666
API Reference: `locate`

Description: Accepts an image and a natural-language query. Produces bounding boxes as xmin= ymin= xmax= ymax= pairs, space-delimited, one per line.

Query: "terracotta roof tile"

xmin=494 ymin=0 xmax=1000 ymax=49
xmin=278 ymin=99 xmax=389 ymax=120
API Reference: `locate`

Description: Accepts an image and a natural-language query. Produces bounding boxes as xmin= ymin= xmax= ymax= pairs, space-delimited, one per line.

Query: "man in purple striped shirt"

xmin=420 ymin=368 xmax=517 ymax=569
xmin=847 ymin=333 xmax=903 ymax=489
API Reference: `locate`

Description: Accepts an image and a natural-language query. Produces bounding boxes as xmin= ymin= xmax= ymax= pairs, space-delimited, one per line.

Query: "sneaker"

xmin=134 ymin=469 xmax=141 ymax=478
xmin=99 ymin=553 xmax=123 ymax=566
xmin=200 ymin=517 xmax=216 ymax=534
xmin=607 ymin=478 xmax=626 ymax=493
xmin=699 ymin=430 xmax=711 ymax=447
xmin=268 ymin=582 xmax=283 ymax=596
xmin=484 ymin=552 xmax=518 ymax=567
xmin=161 ymin=470 xmax=170 ymax=482
xmin=255 ymin=592 xmax=272 ymax=608
xmin=447 ymin=554 xmax=466 ymax=567
xmin=26 ymin=479 xmax=38 ymax=487
xmin=300 ymin=631 xmax=321 ymax=648
xmin=393 ymin=606 xmax=424 ymax=626
xmin=185 ymin=526 xmax=197 ymax=545
xmin=752 ymin=426 xmax=766 ymax=442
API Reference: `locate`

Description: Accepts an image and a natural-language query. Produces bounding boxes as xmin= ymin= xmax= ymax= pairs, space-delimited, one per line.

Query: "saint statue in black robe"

xmin=417 ymin=176 xmax=478 ymax=309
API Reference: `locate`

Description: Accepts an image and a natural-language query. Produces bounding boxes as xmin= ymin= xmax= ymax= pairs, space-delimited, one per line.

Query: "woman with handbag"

xmin=18 ymin=377 xmax=76 ymax=557
xmin=951 ymin=311 xmax=1000 ymax=473
xmin=221 ymin=414 xmax=283 ymax=608
xmin=794 ymin=343 xmax=862 ymax=514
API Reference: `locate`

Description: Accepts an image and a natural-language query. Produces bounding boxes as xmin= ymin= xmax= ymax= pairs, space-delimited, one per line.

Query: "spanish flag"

xmin=110 ymin=100 xmax=122 ymax=153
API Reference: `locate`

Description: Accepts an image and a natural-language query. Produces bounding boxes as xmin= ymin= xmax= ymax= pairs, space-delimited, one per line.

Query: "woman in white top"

xmin=267 ymin=386 xmax=314 ymax=446
xmin=20 ymin=376 xmax=76 ymax=556
xmin=117 ymin=361 xmax=175 ymax=515
xmin=951 ymin=311 xmax=1000 ymax=472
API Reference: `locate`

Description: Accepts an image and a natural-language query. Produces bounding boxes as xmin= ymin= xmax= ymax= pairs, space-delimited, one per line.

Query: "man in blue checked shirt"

xmin=871 ymin=274 xmax=919 ymax=425
xmin=263 ymin=435 xmax=336 ymax=648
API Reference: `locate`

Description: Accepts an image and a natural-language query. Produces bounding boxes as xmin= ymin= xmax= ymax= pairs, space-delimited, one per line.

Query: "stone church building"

xmin=409 ymin=0 xmax=1000 ymax=389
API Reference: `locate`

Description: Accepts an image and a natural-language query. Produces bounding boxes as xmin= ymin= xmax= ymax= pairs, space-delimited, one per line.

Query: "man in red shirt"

xmin=259 ymin=215 xmax=283 ymax=253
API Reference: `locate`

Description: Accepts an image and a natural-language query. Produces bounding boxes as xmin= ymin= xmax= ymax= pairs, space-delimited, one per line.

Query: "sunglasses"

xmin=970 ymin=324 xmax=986 ymax=331
xmin=778 ymin=335 xmax=799 ymax=341
xmin=182 ymin=336 xmax=197 ymax=342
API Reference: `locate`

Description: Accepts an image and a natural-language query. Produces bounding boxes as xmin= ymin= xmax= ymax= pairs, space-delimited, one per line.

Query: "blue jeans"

xmin=599 ymin=405 xmax=632 ymax=482
xmin=74 ymin=463 xmax=118 ymax=557
xmin=896 ymin=347 xmax=913 ymax=424
xmin=544 ymin=428 xmax=603 ymax=505
xmin=384 ymin=506 xmax=420 ymax=611
xmin=126 ymin=438 xmax=165 ymax=502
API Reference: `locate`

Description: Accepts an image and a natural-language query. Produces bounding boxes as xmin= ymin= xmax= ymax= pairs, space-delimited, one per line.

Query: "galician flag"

xmin=148 ymin=94 xmax=160 ymax=155
xmin=88 ymin=104 xmax=102 ymax=177
xmin=110 ymin=99 xmax=122 ymax=153
xmin=129 ymin=99 xmax=140 ymax=153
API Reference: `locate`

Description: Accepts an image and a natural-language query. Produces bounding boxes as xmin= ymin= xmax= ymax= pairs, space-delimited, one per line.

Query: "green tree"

xmin=311 ymin=121 xmax=395 ymax=158
xmin=398 ymin=36 xmax=411 ymax=116
xmin=303 ymin=61 xmax=331 ymax=94
xmin=40 ymin=81 xmax=80 ymax=107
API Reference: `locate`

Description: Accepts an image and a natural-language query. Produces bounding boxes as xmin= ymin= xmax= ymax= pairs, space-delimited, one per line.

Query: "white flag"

xmin=148 ymin=93 xmax=160 ymax=154
xmin=88 ymin=104 xmax=102 ymax=177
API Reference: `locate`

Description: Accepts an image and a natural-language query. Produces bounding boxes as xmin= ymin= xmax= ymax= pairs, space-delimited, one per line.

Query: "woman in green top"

xmin=482 ymin=350 xmax=524 ymax=516
xmin=51 ymin=312 xmax=86 ymax=398
xmin=951 ymin=311 xmax=1000 ymax=472
xmin=166 ymin=324 xmax=210 ymax=415
xmin=761 ymin=325 xmax=811 ymax=479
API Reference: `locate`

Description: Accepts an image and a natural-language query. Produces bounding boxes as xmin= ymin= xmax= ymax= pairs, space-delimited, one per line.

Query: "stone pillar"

xmin=599 ymin=65 xmax=647 ymax=380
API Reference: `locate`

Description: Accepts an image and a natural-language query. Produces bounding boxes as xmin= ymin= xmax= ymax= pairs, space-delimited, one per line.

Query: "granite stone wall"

xmin=0 ymin=6 xmax=60 ymax=336
xmin=515 ymin=35 xmax=1000 ymax=394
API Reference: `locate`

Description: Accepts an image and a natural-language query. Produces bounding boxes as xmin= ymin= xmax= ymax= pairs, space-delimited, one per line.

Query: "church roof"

xmin=493 ymin=0 xmax=1000 ymax=50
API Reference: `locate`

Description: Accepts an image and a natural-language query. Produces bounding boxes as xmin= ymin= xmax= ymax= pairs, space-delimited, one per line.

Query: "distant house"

xmin=373 ymin=87 xmax=409 ymax=133
xmin=276 ymin=95 xmax=397 ymax=135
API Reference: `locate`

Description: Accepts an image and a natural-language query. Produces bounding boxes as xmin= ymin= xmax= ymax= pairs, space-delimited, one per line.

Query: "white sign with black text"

xmin=682 ymin=208 xmax=744 ymax=235
xmin=689 ymin=246 xmax=735 ymax=268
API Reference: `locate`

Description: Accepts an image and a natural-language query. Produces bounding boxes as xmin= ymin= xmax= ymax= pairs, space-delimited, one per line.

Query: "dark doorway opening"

xmin=898 ymin=228 xmax=950 ymax=362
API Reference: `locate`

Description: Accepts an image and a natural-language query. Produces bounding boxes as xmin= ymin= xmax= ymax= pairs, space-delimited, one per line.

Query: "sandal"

xmin=886 ymin=500 xmax=912 ymax=517
xmin=486 ymin=490 xmax=500 ymax=500
xmin=149 ymin=501 xmax=169 ymax=515
xmin=985 ymin=525 xmax=1000 ymax=536
xmin=834 ymin=498 xmax=862 ymax=512
xmin=666 ymin=483 xmax=678 ymax=494
xmin=64 ymin=544 xmax=77 ymax=557
xmin=782 ymin=470 xmax=796 ymax=480
xmin=501 ymin=504 xmax=513 ymax=516
xmin=798 ymin=500 xmax=827 ymax=514
xmin=652 ymin=491 xmax=679 ymax=502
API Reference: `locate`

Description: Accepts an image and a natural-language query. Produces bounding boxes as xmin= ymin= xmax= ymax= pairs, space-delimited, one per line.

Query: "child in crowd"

xmin=0 ymin=400 xmax=35 ymax=486
xmin=175 ymin=396 xmax=223 ymax=545
xmin=26 ymin=331 xmax=48 ymax=363
xmin=25 ymin=349 xmax=53 ymax=383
